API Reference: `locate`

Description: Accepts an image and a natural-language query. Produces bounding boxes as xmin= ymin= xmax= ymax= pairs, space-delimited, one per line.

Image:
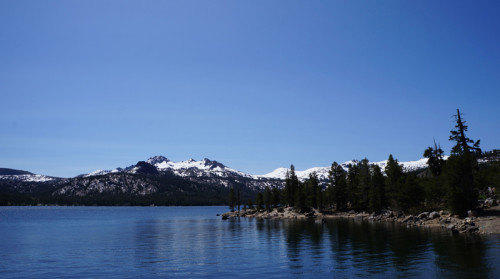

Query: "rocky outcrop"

xmin=222 ymin=207 xmax=492 ymax=235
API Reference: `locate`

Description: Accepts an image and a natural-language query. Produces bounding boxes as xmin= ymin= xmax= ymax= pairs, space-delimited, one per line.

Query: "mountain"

xmin=0 ymin=168 xmax=57 ymax=182
xmin=0 ymin=155 xmax=434 ymax=206
xmin=0 ymin=168 xmax=33 ymax=175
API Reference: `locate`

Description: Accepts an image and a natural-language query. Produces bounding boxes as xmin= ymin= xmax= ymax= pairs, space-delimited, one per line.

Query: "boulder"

xmin=417 ymin=212 xmax=429 ymax=220
xmin=466 ymin=226 xmax=479 ymax=233
xmin=467 ymin=210 xmax=478 ymax=217
xmin=429 ymin=211 xmax=440 ymax=219
xmin=403 ymin=215 xmax=414 ymax=222
xmin=484 ymin=197 xmax=497 ymax=207
xmin=447 ymin=224 xmax=459 ymax=234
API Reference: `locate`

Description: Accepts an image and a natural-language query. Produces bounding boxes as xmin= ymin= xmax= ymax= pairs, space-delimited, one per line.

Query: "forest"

xmin=232 ymin=109 xmax=500 ymax=217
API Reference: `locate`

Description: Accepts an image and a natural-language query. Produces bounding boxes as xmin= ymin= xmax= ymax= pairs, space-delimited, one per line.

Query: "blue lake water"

xmin=0 ymin=206 xmax=499 ymax=278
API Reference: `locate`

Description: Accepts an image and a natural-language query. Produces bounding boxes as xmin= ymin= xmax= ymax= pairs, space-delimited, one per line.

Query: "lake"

xmin=0 ymin=206 xmax=499 ymax=278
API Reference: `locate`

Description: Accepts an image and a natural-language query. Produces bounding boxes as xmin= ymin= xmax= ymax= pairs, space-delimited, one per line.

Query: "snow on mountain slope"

xmin=151 ymin=157 xmax=253 ymax=178
xmin=84 ymin=155 xmax=433 ymax=181
xmin=256 ymin=158 xmax=431 ymax=181
xmin=87 ymin=156 xmax=253 ymax=179
xmin=0 ymin=174 xmax=55 ymax=182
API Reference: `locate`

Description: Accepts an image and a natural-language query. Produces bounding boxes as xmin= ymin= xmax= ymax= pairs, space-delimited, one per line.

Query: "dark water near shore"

xmin=1 ymin=206 xmax=499 ymax=278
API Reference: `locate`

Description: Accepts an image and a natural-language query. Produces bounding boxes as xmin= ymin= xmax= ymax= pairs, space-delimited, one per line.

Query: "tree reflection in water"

xmin=254 ymin=217 xmax=498 ymax=278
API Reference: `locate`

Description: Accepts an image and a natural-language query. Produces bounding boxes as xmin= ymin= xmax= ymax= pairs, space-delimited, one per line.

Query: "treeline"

xmin=243 ymin=109 xmax=499 ymax=216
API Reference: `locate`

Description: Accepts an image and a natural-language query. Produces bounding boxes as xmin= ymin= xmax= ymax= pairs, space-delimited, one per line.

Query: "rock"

xmin=447 ymin=224 xmax=460 ymax=234
xmin=466 ymin=225 xmax=479 ymax=233
xmin=222 ymin=215 xmax=229 ymax=220
xmin=439 ymin=210 xmax=449 ymax=216
xmin=348 ymin=210 xmax=356 ymax=214
xmin=484 ymin=198 xmax=497 ymax=207
xmin=417 ymin=212 xmax=429 ymax=220
xmin=429 ymin=211 xmax=440 ymax=219
xmin=467 ymin=210 xmax=478 ymax=217
xmin=403 ymin=215 xmax=414 ymax=222
xmin=305 ymin=211 xmax=315 ymax=217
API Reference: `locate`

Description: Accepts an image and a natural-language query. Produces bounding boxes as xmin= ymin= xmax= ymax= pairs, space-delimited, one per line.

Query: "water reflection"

xmin=252 ymin=217 xmax=499 ymax=278
xmin=2 ymin=207 xmax=498 ymax=279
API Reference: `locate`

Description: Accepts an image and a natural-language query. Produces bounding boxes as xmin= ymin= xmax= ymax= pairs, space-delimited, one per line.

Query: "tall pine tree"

xmin=327 ymin=162 xmax=348 ymax=211
xmin=385 ymin=154 xmax=404 ymax=209
xmin=444 ymin=109 xmax=480 ymax=216
xmin=284 ymin=165 xmax=299 ymax=207
xmin=369 ymin=165 xmax=385 ymax=213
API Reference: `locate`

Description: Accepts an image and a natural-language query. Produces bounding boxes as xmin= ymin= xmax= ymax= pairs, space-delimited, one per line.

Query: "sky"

xmin=1 ymin=1 xmax=499 ymax=177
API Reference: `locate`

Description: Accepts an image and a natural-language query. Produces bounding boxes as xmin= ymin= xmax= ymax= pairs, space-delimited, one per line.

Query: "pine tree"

xmin=356 ymin=159 xmax=371 ymax=211
xmin=399 ymin=174 xmax=424 ymax=213
xmin=272 ymin=187 xmax=281 ymax=208
xmin=264 ymin=187 xmax=272 ymax=212
xmin=305 ymin=172 xmax=321 ymax=209
xmin=284 ymin=165 xmax=299 ymax=207
xmin=347 ymin=162 xmax=360 ymax=210
xmin=228 ymin=187 xmax=235 ymax=212
xmin=444 ymin=109 xmax=480 ymax=216
xmin=423 ymin=140 xmax=445 ymax=177
xmin=423 ymin=141 xmax=446 ymax=209
xmin=369 ymin=165 xmax=385 ymax=212
xmin=247 ymin=199 xmax=254 ymax=210
xmin=327 ymin=162 xmax=348 ymax=211
xmin=385 ymin=154 xmax=404 ymax=209
xmin=256 ymin=192 xmax=264 ymax=211
xmin=449 ymin=109 xmax=481 ymax=156
xmin=294 ymin=181 xmax=306 ymax=211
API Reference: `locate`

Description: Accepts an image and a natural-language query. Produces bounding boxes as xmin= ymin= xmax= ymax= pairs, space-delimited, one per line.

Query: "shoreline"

xmin=222 ymin=205 xmax=500 ymax=235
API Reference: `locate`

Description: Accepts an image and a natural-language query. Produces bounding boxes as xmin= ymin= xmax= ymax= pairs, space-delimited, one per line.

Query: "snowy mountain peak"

xmin=201 ymin=158 xmax=226 ymax=170
xmin=84 ymin=155 xmax=433 ymax=182
xmin=146 ymin=156 xmax=170 ymax=165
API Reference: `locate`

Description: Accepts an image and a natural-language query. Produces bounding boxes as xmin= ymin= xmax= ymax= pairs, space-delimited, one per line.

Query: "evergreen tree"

xmin=424 ymin=140 xmax=445 ymax=177
xmin=385 ymin=154 xmax=404 ymax=209
xmin=449 ymin=109 xmax=481 ymax=156
xmin=356 ymin=158 xmax=371 ymax=211
xmin=256 ymin=192 xmax=264 ymax=211
xmin=294 ymin=181 xmax=306 ymax=211
xmin=327 ymin=162 xmax=348 ymax=211
xmin=347 ymin=162 xmax=360 ymax=210
xmin=228 ymin=187 xmax=235 ymax=212
xmin=444 ymin=109 xmax=480 ymax=215
xmin=423 ymin=141 xmax=446 ymax=209
xmin=399 ymin=174 xmax=424 ymax=213
xmin=247 ymin=199 xmax=254 ymax=210
xmin=237 ymin=188 xmax=241 ymax=213
xmin=369 ymin=165 xmax=385 ymax=213
xmin=284 ymin=165 xmax=299 ymax=207
xmin=272 ymin=187 xmax=281 ymax=208
xmin=264 ymin=186 xmax=272 ymax=212
xmin=305 ymin=172 xmax=321 ymax=209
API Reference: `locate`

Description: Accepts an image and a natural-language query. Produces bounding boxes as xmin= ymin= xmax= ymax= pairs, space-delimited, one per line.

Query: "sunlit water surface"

xmin=1 ymin=206 xmax=499 ymax=278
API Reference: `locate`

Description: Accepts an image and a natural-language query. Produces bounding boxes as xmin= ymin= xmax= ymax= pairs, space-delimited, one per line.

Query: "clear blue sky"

xmin=1 ymin=1 xmax=499 ymax=177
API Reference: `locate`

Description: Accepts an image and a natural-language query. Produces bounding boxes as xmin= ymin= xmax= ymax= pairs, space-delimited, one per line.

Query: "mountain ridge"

xmin=83 ymin=156 xmax=431 ymax=182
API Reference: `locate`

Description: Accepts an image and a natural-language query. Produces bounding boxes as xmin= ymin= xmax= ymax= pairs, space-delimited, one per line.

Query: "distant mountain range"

xmin=2 ymin=151 xmax=498 ymax=206
xmin=0 ymin=155 xmax=432 ymax=206
xmin=79 ymin=155 xmax=431 ymax=181
xmin=0 ymin=155 xmax=432 ymax=187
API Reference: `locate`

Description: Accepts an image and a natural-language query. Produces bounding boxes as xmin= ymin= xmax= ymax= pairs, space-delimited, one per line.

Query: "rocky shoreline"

xmin=221 ymin=204 xmax=500 ymax=235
